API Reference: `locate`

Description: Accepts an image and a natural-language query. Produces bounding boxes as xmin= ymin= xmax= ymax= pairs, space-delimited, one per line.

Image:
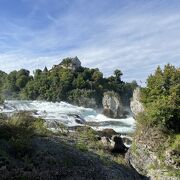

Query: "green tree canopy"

xmin=140 ymin=64 xmax=180 ymax=133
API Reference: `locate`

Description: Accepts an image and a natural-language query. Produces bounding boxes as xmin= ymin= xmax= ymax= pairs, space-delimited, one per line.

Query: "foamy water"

xmin=1 ymin=100 xmax=135 ymax=134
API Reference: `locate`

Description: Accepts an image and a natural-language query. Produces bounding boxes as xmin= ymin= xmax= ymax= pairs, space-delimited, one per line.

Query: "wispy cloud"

xmin=0 ymin=0 xmax=180 ymax=84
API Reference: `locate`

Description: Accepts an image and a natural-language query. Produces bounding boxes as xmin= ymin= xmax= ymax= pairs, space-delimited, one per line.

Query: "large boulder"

xmin=111 ymin=135 xmax=128 ymax=153
xmin=101 ymin=136 xmax=111 ymax=146
xmin=130 ymin=88 xmax=144 ymax=117
xmin=102 ymin=91 xmax=123 ymax=118
xmin=99 ymin=128 xmax=118 ymax=138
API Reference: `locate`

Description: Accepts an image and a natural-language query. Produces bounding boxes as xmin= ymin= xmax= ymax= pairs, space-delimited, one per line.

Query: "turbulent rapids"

xmin=0 ymin=100 xmax=135 ymax=134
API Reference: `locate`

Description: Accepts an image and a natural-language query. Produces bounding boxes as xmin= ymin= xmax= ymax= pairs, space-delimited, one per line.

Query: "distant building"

xmin=51 ymin=57 xmax=81 ymax=72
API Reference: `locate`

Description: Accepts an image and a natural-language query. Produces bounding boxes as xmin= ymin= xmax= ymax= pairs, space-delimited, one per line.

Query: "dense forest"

xmin=0 ymin=57 xmax=137 ymax=107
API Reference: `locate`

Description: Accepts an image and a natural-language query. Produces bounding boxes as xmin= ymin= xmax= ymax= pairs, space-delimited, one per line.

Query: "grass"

xmin=0 ymin=111 xmax=129 ymax=178
xmin=170 ymin=134 xmax=180 ymax=151
xmin=0 ymin=112 xmax=50 ymax=157
xmin=73 ymin=126 xmax=127 ymax=166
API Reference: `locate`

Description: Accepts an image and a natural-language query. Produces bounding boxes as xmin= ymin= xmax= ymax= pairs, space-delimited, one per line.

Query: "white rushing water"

xmin=1 ymin=100 xmax=135 ymax=134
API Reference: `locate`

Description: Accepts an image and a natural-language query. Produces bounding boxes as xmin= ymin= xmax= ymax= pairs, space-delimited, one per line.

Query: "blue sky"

xmin=0 ymin=0 xmax=180 ymax=84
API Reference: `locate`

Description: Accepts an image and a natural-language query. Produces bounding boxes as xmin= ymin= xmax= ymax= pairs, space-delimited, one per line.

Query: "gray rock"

xmin=99 ymin=128 xmax=118 ymax=138
xmin=165 ymin=150 xmax=180 ymax=169
xmin=101 ymin=136 xmax=111 ymax=146
xmin=126 ymin=142 xmax=179 ymax=180
xmin=130 ymin=88 xmax=144 ymax=117
xmin=71 ymin=114 xmax=85 ymax=124
xmin=122 ymin=137 xmax=132 ymax=147
xmin=102 ymin=91 xmax=123 ymax=118
xmin=0 ymin=136 xmax=144 ymax=180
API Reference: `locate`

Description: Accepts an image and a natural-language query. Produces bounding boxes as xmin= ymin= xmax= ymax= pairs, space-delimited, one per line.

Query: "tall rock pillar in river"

xmin=102 ymin=91 xmax=123 ymax=118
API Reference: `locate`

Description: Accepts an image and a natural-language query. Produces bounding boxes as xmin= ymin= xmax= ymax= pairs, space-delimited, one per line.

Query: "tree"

xmin=34 ymin=69 xmax=42 ymax=79
xmin=140 ymin=64 xmax=180 ymax=133
xmin=114 ymin=69 xmax=123 ymax=83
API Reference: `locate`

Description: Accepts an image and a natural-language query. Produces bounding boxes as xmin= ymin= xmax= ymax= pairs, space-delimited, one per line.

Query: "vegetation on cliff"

xmin=133 ymin=64 xmax=180 ymax=178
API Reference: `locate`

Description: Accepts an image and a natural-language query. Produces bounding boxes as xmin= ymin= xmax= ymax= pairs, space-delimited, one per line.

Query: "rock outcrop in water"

xmin=102 ymin=91 xmax=123 ymax=118
xmin=130 ymin=88 xmax=144 ymax=117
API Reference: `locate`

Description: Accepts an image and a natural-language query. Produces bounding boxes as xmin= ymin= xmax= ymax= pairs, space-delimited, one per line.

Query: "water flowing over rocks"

xmin=1 ymin=100 xmax=135 ymax=134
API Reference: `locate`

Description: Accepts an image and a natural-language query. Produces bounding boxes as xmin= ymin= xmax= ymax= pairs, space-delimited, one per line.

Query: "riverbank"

xmin=0 ymin=112 xmax=145 ymax=180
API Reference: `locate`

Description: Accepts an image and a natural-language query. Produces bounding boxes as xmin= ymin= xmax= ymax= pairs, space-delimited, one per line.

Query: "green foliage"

xmin=134 ymin=64 xmax=180 ymax=177
xmin=170 ymin=134 xmax=180 ymax=152
xmin=0 ymin=95 xmax=4 ymax=104
xmin=74 ymin=126 xmax=126 ymax=166
xmin=0 ymin=112 xmax=49 ymax=156
xmin=75 ymin=142 xmax=88 ymax=152
xmin=60 ymin=57 xmax=73 ymax=66
xmin=0 ymin=69 xmax=32 ymax=99
xmin=68 ymin=89 xmax=97 ymax=107
xmin=140 ymin=64 xmax=180 ymax=133
xmin=114 ymin=69 xmax=123 ymax=83
xmin=0 ymin=57 xmax=137 ymax=106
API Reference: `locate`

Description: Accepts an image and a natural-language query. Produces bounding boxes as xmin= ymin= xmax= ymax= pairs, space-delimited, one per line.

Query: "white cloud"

xmin=0 ymin=0 xmax=180 ymax=85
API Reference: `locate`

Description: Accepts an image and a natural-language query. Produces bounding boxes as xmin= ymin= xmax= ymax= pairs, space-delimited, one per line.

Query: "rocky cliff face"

xmin=102 ymin=91 xmax=123 ymax=118
xmin=126 ymin=128 xmax=179 ymax=180
xmin=130 ymin=88 xmax=144 ymax=117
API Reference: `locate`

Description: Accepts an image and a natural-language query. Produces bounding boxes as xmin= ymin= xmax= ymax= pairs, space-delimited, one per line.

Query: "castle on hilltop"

xmin=51 ymin=57 xmax=81 ymax=72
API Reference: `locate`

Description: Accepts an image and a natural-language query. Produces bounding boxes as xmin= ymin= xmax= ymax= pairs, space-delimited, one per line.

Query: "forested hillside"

xmin=0 ymin=57 xmax=137 ymax=107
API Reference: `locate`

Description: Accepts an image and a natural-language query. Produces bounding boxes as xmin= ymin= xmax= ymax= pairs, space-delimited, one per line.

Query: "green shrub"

xmin=0 ymin=112 xmax=49 ymax=156
xmin=0 ymin=95 xmax=4 ymax=104
xmin=171 ymin=134 xmax=180 ymax=151
xmin=75 ymin=142 xmax=88 ymax=152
